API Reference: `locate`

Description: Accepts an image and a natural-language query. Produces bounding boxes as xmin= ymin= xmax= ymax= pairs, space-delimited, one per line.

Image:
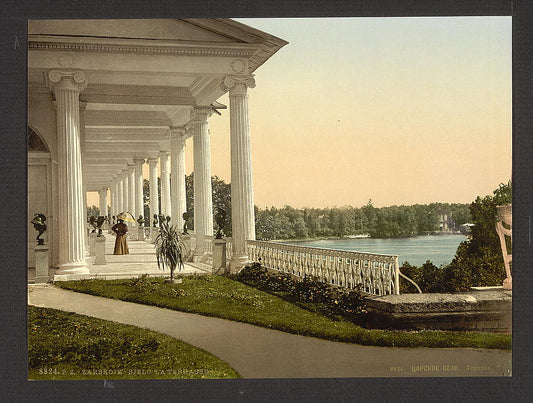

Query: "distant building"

xmin=459 ymin=223 xmax=474 ymax=235
xmin=438 ymin=209 xmax=456 ymax=232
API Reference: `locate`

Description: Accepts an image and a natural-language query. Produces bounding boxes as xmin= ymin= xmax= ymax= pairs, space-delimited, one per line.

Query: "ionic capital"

xmin=48 ymin=70 xmax=87 ymax=93
xmin=148 ymin=157 xmax=159 ymax=165
xmin=167 ymin=127 xmax=187 ymax=139
xmin=133 ymin=157 xmax=145 ymax=166
xmin=190 ymin=106 xmax=213 ymax=123
xmin=222 ymin=75 xmax=256 ymax=96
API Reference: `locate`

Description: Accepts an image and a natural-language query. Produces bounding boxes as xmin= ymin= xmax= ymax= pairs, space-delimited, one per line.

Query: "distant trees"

xmin=254 ymin=202 xmax=470 ymax=240
xmin=138 ymin=174 xmax=473 ymax=243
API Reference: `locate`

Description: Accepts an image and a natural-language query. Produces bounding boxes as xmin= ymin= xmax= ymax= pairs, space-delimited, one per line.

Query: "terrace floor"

xmin=28 ymin=232 xmax=210 ymax=283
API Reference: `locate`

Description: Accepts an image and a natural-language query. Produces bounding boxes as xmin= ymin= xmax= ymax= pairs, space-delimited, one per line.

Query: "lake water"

xmin=285 ymin=234 xmax=467 ymax=267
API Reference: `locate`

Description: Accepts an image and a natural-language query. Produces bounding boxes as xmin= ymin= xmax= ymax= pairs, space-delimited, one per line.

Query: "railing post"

xmin=394 ymin=256 xmax=400 ymax=295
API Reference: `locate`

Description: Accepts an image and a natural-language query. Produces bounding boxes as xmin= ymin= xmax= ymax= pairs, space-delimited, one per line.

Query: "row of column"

xmin=51 ymin=69 xmax=256 ymax=274
xmin=102 ymin=151 xmax=185 ymax=230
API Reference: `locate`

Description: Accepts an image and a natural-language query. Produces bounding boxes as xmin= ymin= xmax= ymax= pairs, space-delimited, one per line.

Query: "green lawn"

xmin=56 ymin=275 xmax=511 ymax=350
xmin=28 ymin=306 xmax=240 ymax=380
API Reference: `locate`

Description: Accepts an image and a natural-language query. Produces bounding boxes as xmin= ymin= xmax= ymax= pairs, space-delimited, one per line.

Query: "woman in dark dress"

xmin=111 ymin=219 xmax=129 ymax=255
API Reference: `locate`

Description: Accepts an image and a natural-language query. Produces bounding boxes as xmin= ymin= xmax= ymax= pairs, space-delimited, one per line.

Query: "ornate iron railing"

xmin=246 ymin=240 xmax=403 ymax=296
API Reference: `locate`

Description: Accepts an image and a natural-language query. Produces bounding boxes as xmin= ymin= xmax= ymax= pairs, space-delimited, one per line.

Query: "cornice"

xmin=29 ymin=37 xmax=256 ymax=58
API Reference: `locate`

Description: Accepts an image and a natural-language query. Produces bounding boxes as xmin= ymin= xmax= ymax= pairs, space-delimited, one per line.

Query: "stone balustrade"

xmin=246 ymin=240 xmax=401 ymax=296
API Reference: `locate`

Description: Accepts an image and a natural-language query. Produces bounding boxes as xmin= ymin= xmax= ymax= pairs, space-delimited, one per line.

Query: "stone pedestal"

xmin=34 ymin=245 xmax=49 ymax=283
xmin=89 ymin=232 xmax=97 ymax=256
xmin=366 ymin=290 xmax=512 ymax=332
xmin=138 ymin=227 xmax=145 ymax=241
xmin=151 ymin=227 xmax=159 ymax=244
xmin=212 ymin=239 xmax=227 ymax=274
xmin=181 ymin=234 xmax=193 ymax=262
xmin=94 ymin=235 xmax=106 ymax=265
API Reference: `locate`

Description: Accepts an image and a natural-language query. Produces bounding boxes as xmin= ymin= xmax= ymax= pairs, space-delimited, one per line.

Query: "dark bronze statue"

xmin=89 ymin=216 xmax=97 ymax=233
xmin=182 ymin=211 xmax=191 ymax=234
xmin=31 ymin=213 xmax=47 ymax=245
xmin=158 ymin=213 xmax=169 ymax=229
xmin=96 ymin=216 xmax=106 ymax=236
xmin=137 ymin=215 xmax=145 ymax=226
xmin=214 ymin=207 xmax=226 ymax=239
xmin=152 ymin=214 xmax=158 ymax=227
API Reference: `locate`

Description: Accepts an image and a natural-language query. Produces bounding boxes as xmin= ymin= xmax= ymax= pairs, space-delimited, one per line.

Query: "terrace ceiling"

xmin=28 ymin=18 xmax=288 ymax=190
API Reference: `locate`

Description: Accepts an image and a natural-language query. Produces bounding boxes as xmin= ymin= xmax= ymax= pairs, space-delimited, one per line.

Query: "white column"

xmin=191 ymin=107 xmax=214 ymax=259
xmin=134 ymin=158 xmax=145 ymax=220
xmin=122 ymin=168 xmax=130 ymax=213
xmin=148 ymin=157 xmax=160 ymax=223
xmin=224 ymin=76 xmax=257 ymax=271
xmin=48 ymin=70 xmax=88 ymax=274
xmin=169 ymin=128 xmax=187 ymax=230
xmin=127 ymin=163 xmax=136 ymax=222
xmin=99 ymin=187 xmax=108 ymax=216
xmin=111 ymin=178 xmax=118 ymax=217
xmin=79 ymin=101 xmax=88 ymax=254
xmin=160 ymin=151 xmax=171 ymax=218
xmin=117 ymin=173 xmax=124 ymax=214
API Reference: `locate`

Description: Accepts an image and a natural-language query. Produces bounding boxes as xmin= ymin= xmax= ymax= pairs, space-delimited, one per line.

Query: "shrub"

xmin=326 ymin=287 xmax=367 ymax=321
xmin=437 ymin=182 xmax=512 ymax=292
xmin=291 ymin=275 xmax=332 ymax=303
xmin=417 ymin=261 xmax=447 ymax=293
xmin=232 ymin=262 xmax=270 ymax=286
xmin=398 ymin=262 xmax=422 ymax=294
xmin=232 ymin=264 xmax=367 ymax=323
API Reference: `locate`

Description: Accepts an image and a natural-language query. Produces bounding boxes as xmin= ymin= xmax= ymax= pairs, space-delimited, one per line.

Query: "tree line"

xmin=91 ymin=174 xmax=470 ymax=240
xmin=254 ymin=202 xmax=470 ymax=240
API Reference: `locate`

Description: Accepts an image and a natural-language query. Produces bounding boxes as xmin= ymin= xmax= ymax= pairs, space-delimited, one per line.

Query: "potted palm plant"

xmin=154 ymin=220 xmax=188 ymax=283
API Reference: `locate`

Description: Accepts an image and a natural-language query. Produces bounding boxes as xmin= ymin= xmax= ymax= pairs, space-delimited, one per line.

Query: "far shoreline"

xmin=266 ymin=232 xmax=466 ymax=244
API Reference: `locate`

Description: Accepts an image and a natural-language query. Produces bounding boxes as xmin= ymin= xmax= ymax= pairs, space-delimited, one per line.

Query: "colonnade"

xmin=51 ymin=69 xmax=256 ymax=274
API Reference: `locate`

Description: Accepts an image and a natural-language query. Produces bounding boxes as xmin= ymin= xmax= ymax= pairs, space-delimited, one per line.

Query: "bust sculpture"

xmin=96 ymin=216 xmax=106 ymax=236
xmin=31 ymin=213 xmax=47 ymax=245
xmin=214 ymin=207 xmax=226 ymax=239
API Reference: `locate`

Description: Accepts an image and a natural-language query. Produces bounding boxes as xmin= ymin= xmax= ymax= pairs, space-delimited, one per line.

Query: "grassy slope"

xmin=56 ymin=276 xmax=511 ymax=350
xmin=28 ymin=306 xmax=240 ymax=380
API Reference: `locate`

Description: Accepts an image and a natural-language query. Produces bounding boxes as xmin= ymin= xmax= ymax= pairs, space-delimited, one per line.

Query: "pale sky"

xmin=89 ymin=17 xmax=512 ymax=209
